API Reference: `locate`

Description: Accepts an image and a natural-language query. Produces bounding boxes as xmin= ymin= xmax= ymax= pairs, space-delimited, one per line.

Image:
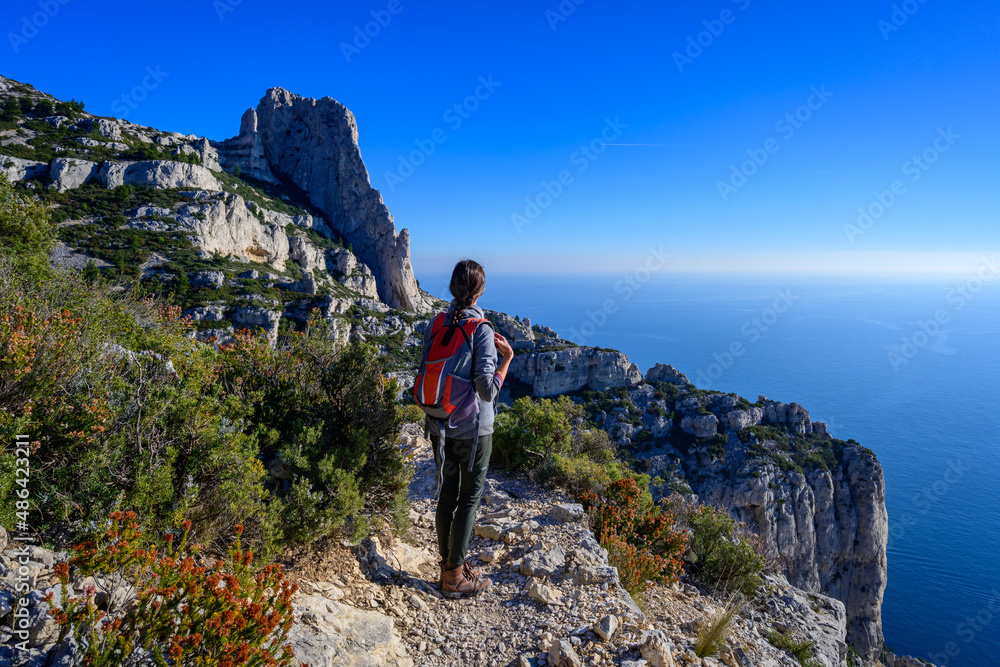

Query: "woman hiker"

xmin=419 ymin=259 xmax=513 ymax=597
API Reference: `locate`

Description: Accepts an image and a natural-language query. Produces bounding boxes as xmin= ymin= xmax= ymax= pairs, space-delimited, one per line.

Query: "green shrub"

xmin=767 ymin=629 xmax=822 ymax=667
xmin=685 ymin=504 xmax=767 ymax=596
xmin=0 ymin=260 xmax=278 ymax=554
xmin=219 ymin=312 xmax=411 ymax=544
xmin=0 ymin=173 xmax=54 ymax=276
xmin=492 ymin=395 xmax=581 ymax=470
xmin=540 ymin=452 xmax=637 ymax=500
xmin=397 ymin=402 xmax=425 ymax=424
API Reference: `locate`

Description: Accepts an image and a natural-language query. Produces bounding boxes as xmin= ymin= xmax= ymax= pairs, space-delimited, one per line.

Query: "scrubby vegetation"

xmin=681 ymin=503 xmax=771 ymax=596
xmin=741 ymin=424 xmax=847 ymax=474
xmin=581 ymin=477 xmax=686 ymax=597
xmin=48 ymin=513 xmax=298 ymax=666
xmin=767 ymin=629 xmax=822 ymax=667
xmin=0 ymin=175 xmax=411 ymax=556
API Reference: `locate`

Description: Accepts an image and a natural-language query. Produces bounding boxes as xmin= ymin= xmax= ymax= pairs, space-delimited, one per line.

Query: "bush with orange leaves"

xmin=46 ymin=511 xmax=300 ymax=667
xmin=580 ymin=477 xmax=687 ymax=598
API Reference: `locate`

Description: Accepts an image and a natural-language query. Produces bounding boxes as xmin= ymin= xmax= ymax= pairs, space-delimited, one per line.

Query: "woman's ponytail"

xmin=449 ymin=259 xmax=486 ymax=313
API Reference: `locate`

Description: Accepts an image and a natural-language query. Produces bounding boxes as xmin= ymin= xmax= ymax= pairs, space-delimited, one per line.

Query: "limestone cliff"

xmin=224 ymin=89 xmax=428 ymax=312
xmin=592 ymin=370 xmax=889 ymax=661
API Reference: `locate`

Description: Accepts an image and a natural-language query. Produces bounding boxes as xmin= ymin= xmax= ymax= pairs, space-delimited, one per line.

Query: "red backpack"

xmin=414 ymin=311 xmax=493 ymax=487
xmin=413 ymin=311 xmax=492 ymax=424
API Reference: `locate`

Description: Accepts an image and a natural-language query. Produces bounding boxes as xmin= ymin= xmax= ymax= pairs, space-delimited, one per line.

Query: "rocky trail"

xmin=281 ymin=424 xmax=858 ymax=667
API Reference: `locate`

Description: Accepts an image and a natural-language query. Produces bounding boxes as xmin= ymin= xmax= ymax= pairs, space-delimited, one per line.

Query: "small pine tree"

xmin=82 ymin=259 xmax=101 ymax=284
xmin=174 ymin=268 xmax=189 ymax=299
xmin=34 ymin=99 xmax=54 ymax=116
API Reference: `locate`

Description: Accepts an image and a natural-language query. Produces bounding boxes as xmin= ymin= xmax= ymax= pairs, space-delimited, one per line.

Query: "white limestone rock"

xmin=286 ymin=593 xmax=413 ymax=667
xmin=645 ymin=362 xmax=690 ymax=387
xmin=692 ymin=442 xmax=887 ymax=659
xmin=253 ymin=88 xmax=430 ymax=311
xmin=50 ymin=157 xmax=98 ymax=192
xmin=177 ymin=193 xmax=289 ymax=269
xmin=680 ymin=414 xmax=719 ymax=438
xmin=1 ymin=155 xmax=48 ymax=182
xmin=231 ymin=306 xmax=282 ymax=346
xmin=509 ymin=347 xmax=641 ymax=396
xmin=97 ymin=160 xmax=222 ymax=190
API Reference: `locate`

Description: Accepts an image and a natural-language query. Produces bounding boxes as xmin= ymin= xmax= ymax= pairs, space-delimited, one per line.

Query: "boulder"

xmin=527 ymin=580 xmax=563 ymax=606
xmin=639 ymin=629 xmax=674 ymax=667
xmin=1 ymin=156 xmax=48 ymax=182
xmin=50 ymin=158 xmax=98 ymax=192
xmin=520 ymin=546 xmax=566 ymax=578
xmin=286 ymin=593 xmax=413 ymax=667
xmin=680 ymin=414 xmax=719 ymax=438
xmin=80 ymin=118 xmax=122 ymax=141
xmin=550 ymin=503 xmax=584 ymax=523
xmin=189 ymin=271 xmax=225 ymax=289
xmin=594 ymin=615 xmax=619 ymax=641
xmin=231 ymin=307 xmax=282 ymax=346
xmin=645 ymin=363 xmax=690 ymax=387
xmin=722 ymin=407 xmax=763 ymax=432
xmin=547 ymin=639 xmax=582 ymax=667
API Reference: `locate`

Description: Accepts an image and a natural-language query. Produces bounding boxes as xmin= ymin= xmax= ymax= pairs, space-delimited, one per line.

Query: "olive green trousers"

xmin=434 ymin=434 xmax=492 ymax=567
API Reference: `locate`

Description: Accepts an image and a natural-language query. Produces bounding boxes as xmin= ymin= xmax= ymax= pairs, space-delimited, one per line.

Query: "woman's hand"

xmin=494 ymin=333 xmax=513 ymax=359
xmin=493 ymin=333 xmax=514 ymax=384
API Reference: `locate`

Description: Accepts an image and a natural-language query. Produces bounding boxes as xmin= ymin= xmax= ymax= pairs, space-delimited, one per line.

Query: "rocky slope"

xmin=0 ymin=428 xmax=903 ymax=667
xmin=0 ymin=74 xmax=433 ymax=353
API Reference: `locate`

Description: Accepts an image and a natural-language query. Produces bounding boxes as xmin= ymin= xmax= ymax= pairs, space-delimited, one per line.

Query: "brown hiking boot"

xmin=439 ymin=559 xmax=481 ymax=585
xmin=441 ymin=562 xmax=491 ymax=598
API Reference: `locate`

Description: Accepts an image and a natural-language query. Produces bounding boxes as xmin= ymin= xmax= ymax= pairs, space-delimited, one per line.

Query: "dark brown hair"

xmin=449 ymin=259 xmax=486 ymax=312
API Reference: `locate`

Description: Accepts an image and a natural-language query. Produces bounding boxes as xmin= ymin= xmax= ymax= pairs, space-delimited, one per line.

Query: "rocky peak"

xmin=236 ymin=87 xmax=428 ymax=312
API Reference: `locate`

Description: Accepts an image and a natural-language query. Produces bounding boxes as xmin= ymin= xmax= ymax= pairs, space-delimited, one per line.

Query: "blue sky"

xmin=3 ymin=0 xmax=998 ymax=277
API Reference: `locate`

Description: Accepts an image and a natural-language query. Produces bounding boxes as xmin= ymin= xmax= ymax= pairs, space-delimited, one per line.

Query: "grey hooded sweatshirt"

xmin=422 ymin=300 xmax=503 ymax=440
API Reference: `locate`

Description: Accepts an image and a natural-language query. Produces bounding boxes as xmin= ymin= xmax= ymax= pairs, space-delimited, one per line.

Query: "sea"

xmin=420 ymin=269 xmax=1000 ymax=666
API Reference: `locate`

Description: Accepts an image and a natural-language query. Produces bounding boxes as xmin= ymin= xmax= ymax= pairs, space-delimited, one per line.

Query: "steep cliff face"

xmin=608 ymin=374 xmax=889 ymax=661
xmin=691 ymin=444 xmax=888 ymax=659
xmin=240 ymin=89 xmax=427 ymax=312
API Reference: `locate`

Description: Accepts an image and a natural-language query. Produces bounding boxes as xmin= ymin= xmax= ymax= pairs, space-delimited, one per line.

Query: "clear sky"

xmin=3 ymin=0 xmax=997 ymax=277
